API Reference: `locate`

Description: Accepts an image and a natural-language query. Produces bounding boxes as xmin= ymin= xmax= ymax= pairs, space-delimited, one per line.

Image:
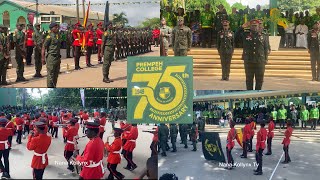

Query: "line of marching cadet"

xmin=0 ymin=109 xmax=158 ymax=180
xmin=226 ymin=117 xmax=293 ymax=175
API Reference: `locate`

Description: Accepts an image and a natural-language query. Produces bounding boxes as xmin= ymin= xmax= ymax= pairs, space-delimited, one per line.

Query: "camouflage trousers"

xmin=174 ymin=49 xmax=188 ymax=56
xmin=46 ymin=54 xmax=61 ymax=88
xmin=0 ymin=58 xmax=8 ymax=83
xmin=15 ymin=51 xmax=24 ymax=79
xmin=103 ymin=46 xmax=114 ymax=79
xmin=34 ymin=46 xmax=42 ymax=74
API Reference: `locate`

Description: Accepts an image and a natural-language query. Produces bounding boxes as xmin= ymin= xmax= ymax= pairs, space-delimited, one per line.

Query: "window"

xmin=3 ymin=11 xmax=10 ymax=27
xmin=17 ymin=16 xmax=26 ymax=25
xmin=41 ymin=17 xmax=50 ymax=21
xmin=52 ymin=17 xmax=61 ymax=22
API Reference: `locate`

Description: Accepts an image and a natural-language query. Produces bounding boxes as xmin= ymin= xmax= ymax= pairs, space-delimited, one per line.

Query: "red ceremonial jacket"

xmin=105 ymin=137 xmax=122 ymax=164
xmin=85 ymin=30 xmax=94 ymax=47
xmin=64 ymin=126 xmax=78 ymax=151
xmin=227 ymin=127 xmax=236 ymax=150
xmin=282 ymin=127 xmax=293 ymax=146
xmin=99 ymin=117 xmax=106 ymax=133
xmin=27 ymin=134 xmax=52 ymax=169
xmin=15 ymin=117 xmax=24 ymax=131
xmin=5 ymin=121 xmax=15 ymax=136
xmin=96 ymin=28 xmax=104 ymax=45
xmin=242 ymin=124 xmax=251 ymax=141
xmin=256 ymin=127 xmax=267 ymax=151
xmin=123 ymin=126 xmax=138 ymax=152
xmin=153 ymin=127 xmax=159 ymax=142
xmin=26 ymin=29 xmax=34 ymax=46
xmin=72 ymin=29 xmax=83 ymax=46
xmin=268 ymin=121 xmax=275 ymax=138
xmin=0 ymin=127 xmax=11 ymax=150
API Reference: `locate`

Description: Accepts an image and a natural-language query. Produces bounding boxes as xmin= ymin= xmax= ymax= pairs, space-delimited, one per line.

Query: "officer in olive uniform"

xmin=307 ymin=22 xmax=320 ymax=81
xmin=101 ymin=21 xmax=115 ymax=83
xmin=217 ymin=20 xmax=234 ymax=81
xmin=66 ymin=26 xmax=72 ymax=58
xmin=160 ymin=18 xmax=172 ymax=56
xmin=13 ymin=23 xmax=27 ymax=82
xmin=159 ymin=124 xmax=169 ymax=156
xmin=0 ymin=25 xmax=10 ymax=85
xmin=42 ymin=22 xmax=61 ymax=88
xmin=180 ymin=124 xmax=188 ymax=148
xmin=169 ymin=123 xmax=178 ymax=152
xmin=200 ymin=3 xmax=215 ymax=48
xmin=172 ymin=17 xmax=192 ymax=56
xmin=242 ymin=20 xmax=269 ymax=90
xmin=32 ymin=23 xmax=43 ymax=78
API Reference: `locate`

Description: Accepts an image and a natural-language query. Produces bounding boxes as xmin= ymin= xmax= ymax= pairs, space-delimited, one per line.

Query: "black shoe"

xmin=254 ymin=171 xmax=263 ymax=175
xmin=130 ymin=165 xmax=137 ymax=171
xmin=20 ymin=77 xmax=28 ymax=81
xmin=89 ymin=64 xmax=94 ymax=66
xmin=16 ymin=78 xmax=22 ymax=82
xmin=220 ymin=78 xmax=225 ymax=81
xmin=67 ymin=166 xmax=74 ymax=172
xmin=161 ymin=152 xmax=167 ymax=157
xmin=281 ymin=161 xmax=289 ymax=164
xmin=192 ymin=149 xmax=197 ymax=151
xmin=103 ymin=79 xmax=111 ymax=83
xmin=171 ymin=150 xmax=177 ymax=152
xmin=225 ymin=77 xmax=229 ymax=81
xmin=184 ymin=145 xmax=188 ymax=148
xmin=86 ymin=64 xmax=91 ymax=67
xmin=265 ymin=152 xmax=272 ymax=155
xmin=253 ymin=169 xmax=258 ymax=172
xmin=123 ymin=167 xmax=131 ymax=170
xmin=120 ymin=175 xmax=125 ymax=179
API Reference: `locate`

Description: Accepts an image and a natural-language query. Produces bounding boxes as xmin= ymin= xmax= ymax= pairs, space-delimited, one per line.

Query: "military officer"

xmin=160 ymin=18 xmax=172 ymax=56
xmin=242 ymin=19 xmax=269 ymax=90
xmin=72 ymin=23 xmax=83 ymax=70
xmin=101 ymin=21 xmax=115 ymax=83
xmin=0 ymin=25 xmax=10 ymax=85
xmin=172 ymin=17 xmax=192 ymax=56
xmin=13 ymin=23 xmax=27 ymax=82
xmin=159 ymin=124 xmax=169 ymax=156
xmin=190 ymin=122 xmax=198 ymax=151
xmin=200 ymin=3 xmax=215 ymax=48
xmin=32 ymin=23 xmax=43 ymax=78
xmin=85 ymin=23 xmax=94 ymax=67
xmin=25 ymin=24 xmax=34 ymax=66
xmin=96 ymin=22 xmax=104 ymax=64
xmin=217 ymin=20 xmax=234 ymax=81
xmin=41 ymin=22 xmax=61 ymax=88
xmin=169 ymin=123 xmax=178 ymax=152
xmin=254 ymin=121 xmax=267 ymax=175
xmin=307 ymin=22 xmax=320 ymax=81
xmin=197 ymin=118 xmax=205 ymax=142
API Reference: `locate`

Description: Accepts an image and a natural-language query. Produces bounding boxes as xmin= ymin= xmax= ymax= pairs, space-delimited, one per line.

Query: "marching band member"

xmin=99 ymin=112 xmax=107 ymax=139
xmin=15 ymin=113 xmax=24 ymax=144
xmin=0 ymin=118 xmax=11 ymax=179
xmin=123 ymin=124 xmax=138 ymax=171
xmin=27 ymin=121 xmax=52 ymax=180
xmin=64 ymin=118 xmax=78 ymax=172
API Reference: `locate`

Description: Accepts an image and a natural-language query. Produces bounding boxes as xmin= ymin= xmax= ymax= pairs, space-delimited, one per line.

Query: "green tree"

xmin=139 ymin=17 xmax=160 ymax=29
xmin=278 ymin=0 xmax=320 ymax=14
xmin=231 ymin=2 xmax=246 ymax=11
xmin=112 ymin=12 xmax=129 ymax=27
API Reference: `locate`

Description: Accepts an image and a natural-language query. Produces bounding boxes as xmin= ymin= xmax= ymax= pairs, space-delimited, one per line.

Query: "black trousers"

xmin=99 ymin=131 xmax=105 ymax=139
xmin=16 ymin=130 xmax=22 ymax=144
xmin=226 ymin=147 xmax=234 ymax=166
xmin=283 ymin=145 xmax=291 ymax=162
xmin=279 ymin=119 xmax=285 ymax=129
xmin=74 ymin=46 xmax=81 ymax=69
xmin=244 ymin=61 xmax=266 ymax=90
xmin=267 ymin=137 xmax=272 ymax=154
xmin=107 ymin=163 xmax=124 ymax=180
xmin=256 ymin=148 xmax=264 ymax=172
xmin=201 ymin=28 xmax=212 ymax=48
xmin=0 ymin=149 xmax=10 ymax=174
xmin=310 ymin=52 xmax=320 ymax=80
xmin=121 ymin=139 xmax=127 ymax=154
xmin=160 ymin=140 xmax=166 ymax=154
xmin=26 ymin=46 xmax=34 ymax=64
xmin=311 ymin=118 xmax=318 ymax=130
xmin=52 ymin=127 xmax=58 ymax=138
xmin=242 ymin=140 xmax=248 ymax=157
xmin=220 ymin=53 xmax=232 ymax=79
xmin=86 ymin=46 xmax=93 ymax=65
xmin=23 ymin=125 xmax=30 ymax=135
xmin=123 ymin=150 xmax=136 ymax=169
xmin=249 ymin=136 xmax=253 ymax=151
xmin=8 ymin=136 xmax=12 ymax=148
xmin=64 ymin=150 xmax=74 ymax=170
xmin=33 ymin=168 xmax=45 ymax=180
xmin=150 ymin=141 xmax=158 ymax=156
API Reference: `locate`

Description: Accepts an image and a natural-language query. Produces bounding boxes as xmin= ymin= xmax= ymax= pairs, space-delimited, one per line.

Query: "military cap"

xmin=49 ymin=22 xmax=58 ymax=29
xmin=34 ymin=121 xmax=46 ymax=127
xmin=86 ymin=121 xmax=100 ymax=129
xmin=250 ymin=19 xmax=259 ymax=26
xmin=87 ymin=23 xmax=93 ymax=27
xmin=113 ymin=128 xmax=123 ymax=134
xmin=16 ymin=23 xmax=25 ymax=27
xmin=0 ymin=118 xmax=7 ymax=124
xmin=97 ymin=22 xmax=103 ymax=27
xmin=177 ymin=16 xmax=184 ymax=21
xmin=222 ymin=20 xmax=230 ymax=26
xmin=69 ymin=118 xmax=78 ymax=123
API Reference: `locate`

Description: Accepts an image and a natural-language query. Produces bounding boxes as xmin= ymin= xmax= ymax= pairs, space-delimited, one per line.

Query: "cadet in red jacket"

xmin=99 ymin=112 xmax=107 ymax=139
xmin=78 ymin=110 xmax=84 ymax=124
xmin=282 ymin=121 xmax=293 ymax=164
xmin=249 ymin=118 xmax=255 ymax=152
xmin=241 ymin=118 xmax=251 ymax=158
xmin=105 ymin=128 xmax=125 ymax=179
xmin=96 ymin=22 xmax=104 ymax=64
xmin=85 ymin=23 xmax=95 ymax=67
xmin=225 ymin=121 xmax=236 ymax=170
xmin=94 ymin=110 xmax=100 ymax=119
xmin=15 ymin=114 xmax=24 ymax=144
xmin=82 ymin=111 xmax=89 ymax=134
xmin=5 ymin=115 xmax=14 ymax=149
xmin=25 ymin=24 xmax=34 ymax=65
xmin=254 ymin=122 xmax=267 ymax=175
xmin=64 ymin=119 xmax=78 ymax=172
xmin=51 ymin=113 xmax=59 ymax=138
xmin=0 ymin=118 xmax=11 ymax=179
xmin=23 ymin=112 xmax=31 ymax=135
xmin=123 ymin=124 xmax=138 ymax=171
xmin=27 ymin=121 xmax=52 ymax=180
xmin=72 ymin=23 xmax=83 ymax=70
xmin=76 ymin=122 xmax=104 ymax=179
xmin=266 ymin=117 xmax=275 ymax=155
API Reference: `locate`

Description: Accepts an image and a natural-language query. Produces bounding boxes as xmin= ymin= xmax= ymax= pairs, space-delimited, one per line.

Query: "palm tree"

xmin=112 ymin=12 xmax=129 ymax=27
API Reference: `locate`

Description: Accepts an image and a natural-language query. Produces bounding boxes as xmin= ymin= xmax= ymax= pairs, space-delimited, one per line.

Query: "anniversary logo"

xmin=127 ymin=56 xmax=193 ymax=124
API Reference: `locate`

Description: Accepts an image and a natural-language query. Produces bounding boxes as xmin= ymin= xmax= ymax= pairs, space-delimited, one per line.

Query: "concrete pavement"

xmin=4 ymin=120 xmax=155 ymax=179
xmin=158 ymin=125 xmax=320 ymax=180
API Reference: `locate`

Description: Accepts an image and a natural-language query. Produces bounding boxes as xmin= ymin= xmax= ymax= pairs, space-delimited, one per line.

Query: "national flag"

xmin=236 ymin=128 xmax=243 ymax=148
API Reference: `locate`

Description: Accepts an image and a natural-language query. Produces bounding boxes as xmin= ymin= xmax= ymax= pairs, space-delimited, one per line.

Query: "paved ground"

xmin=3 ymin=47 xmax=159 ymax=88
xmin=3 ymin=120 xmax=155 ymax=179
xmin=194 ymin=76 xmax=320 ymax=90
xmin=158 ymin=125 xmax=320 ymax=180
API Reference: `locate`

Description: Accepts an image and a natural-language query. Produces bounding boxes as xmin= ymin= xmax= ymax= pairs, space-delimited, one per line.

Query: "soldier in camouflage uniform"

xmin=41 ymin=22 xmax=61 ymax=88
xmin=13 ymin=23 xmax=27 ymax=82
xmin=180 ymin=124 xmax=188 ymax=148
xmin=169 ymin=123 xmax=178 ymax=152
xmin=101 ymin=22 xmax=115 ymax=83
xmin=217 ymin=20 xmax=234 ymax=81
xmin=242 ymin=19 xmax=269 ymax=90
xmin=66 ymin=25 xmax=72 ymax=58
xmin=172 ymin=17 xmax=192 ymax=56
xmin=159 ymin=123 xmax=169 ymax=156
xmin=115 ymin=27 xmax=122 ymax=60
xmin=0 ymin=25 xmax=10 ymax=85
xmin=32 ymin=23 xmax=43 ymax=78
xmin=307 ymin=22 xmax=320 ymax=81
xmin=160 ymin=18 xmax=172 ymax=56
xmin=190 ymin=122 xmax=198 ymax=151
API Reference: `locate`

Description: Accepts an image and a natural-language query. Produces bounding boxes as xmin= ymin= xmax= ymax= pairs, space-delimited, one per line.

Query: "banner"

xmin=80 ymin=89 xmax=85 ymax=108
xmin=201 ymin=132 xmax=225 ymax=163
xmin=127 ymin=56 xmax=193 ymax=124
